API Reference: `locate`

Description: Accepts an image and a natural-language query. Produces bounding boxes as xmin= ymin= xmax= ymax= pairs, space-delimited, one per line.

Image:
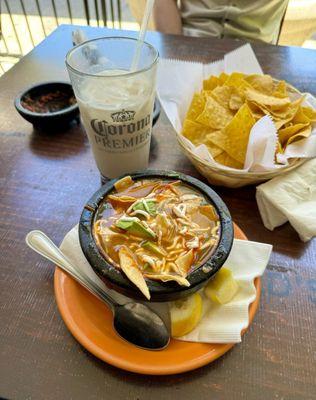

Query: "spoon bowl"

xmin=114 ymin=303 xmax=170 ymax=350
xmin=25 ymin=230 xmax=170 ymax=351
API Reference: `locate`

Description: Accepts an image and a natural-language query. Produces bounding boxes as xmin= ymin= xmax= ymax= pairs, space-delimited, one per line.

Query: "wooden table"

xmin=0 ymin=25 xmax=315 ymax=400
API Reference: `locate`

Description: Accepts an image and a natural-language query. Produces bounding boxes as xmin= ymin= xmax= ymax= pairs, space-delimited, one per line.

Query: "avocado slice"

xmin=142 ymin=241 xmax=166 ymax=257
xmin=133 ymin=199 xmax=157 ymax=215
xmin=116 ymin=216 xmax=156 ymax=239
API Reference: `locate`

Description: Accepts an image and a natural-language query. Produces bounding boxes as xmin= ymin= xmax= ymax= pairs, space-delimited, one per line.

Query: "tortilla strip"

xmin=118 ymin=246 xmax=150 ymax=300
xmin=175 ymin=249 xmax=194 ymax=276
xmin=144 ymin=273 xmax=190 ymax=287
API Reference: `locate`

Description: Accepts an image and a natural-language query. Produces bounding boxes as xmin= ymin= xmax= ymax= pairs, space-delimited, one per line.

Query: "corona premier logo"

xmin=111 ymin=109 xmax=135 ymax=123
xmin=91 ymin=114 xmax=150 ymax=136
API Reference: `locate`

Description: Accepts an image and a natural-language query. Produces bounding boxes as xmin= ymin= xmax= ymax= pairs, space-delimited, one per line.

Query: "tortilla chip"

xmin=199 ymin=205 xmax=218 ymax=221
xmin=229 ymin=88 xmax=245 ymax=111
xmin=175 ymin=250 xmax=194 ymax=276
xmin=228 ymin=72 xmax=245 ymax=79
xmin=288 ymin=126 xmax=312 ymax=145
xmin=287 ymin=126 xmax=312 ymax=145
xmin=273 ymin=80 xmax=288 ymax=98
xmin=268 ymin=98 xmax=304 ymax=122
xmin=246 ymin=100 xmax=266 ymax=120
xmin=183 ymin=73 xmax=311 ymax=169
xmin=225 ymin=73 xmax=251 ymax=91
xmin=114 ymin=176 xmax=134 ymax=191
xmin=182 ymin=119 xmax=212 ymax=144
xmin=203 ymin=75 xmax=220 ymax=90
xmin=250 ymin=97 xmax=303 ymax=129
xmin=144 ymin=273 xmax=190 ymax=287
xmin=196 ymin=96 xmax=234 ymax=129
xmin=210 ymin=85 xmax=234 ymax=110
xmin=275 ymin=97 xmax=302 ymax=116
xmin=208 ymin=103 xmax=255 ymax=164
xmin=245 ymin=74 xmax=274 ymax=94
xmin=292 ymin=107 xmax=311 ymax=124
xmin=218 ymin=72 xmax=229 ymax=85
xmin=108 ymin=195 xmax=137 ymax=210
xmin=276 ymin=140 xmax=284 ymax=154
xmin=245 ymin=88 xmax=291 ymax=109
xmin=204 ymin=132 xmax=224 ymax=158
xmin=201 ymin=89 xmax=212 ymax=98
xmin=118 ymin=246 xmax=150 ymax=300
xmin=274 ymin=118 xmax=292 ymax=130
xmin=247 ymin=100 xmax=270 ymax=115
xmin=185 ymin=93 xmax=206 ymax=121
xmin=302 ymin=106 xmax=316 ymax=122
xmin=278 ymin=123 xmax=312 ymax=146
xmin=214 ymin=151 xmax=244 ymax=169
xmin=207 ymin=144 xmax=223 ymax=158
xmin=225 ymin=72 xmax=244 ymax=83
xmin=207 ymin=85 xmax=244 ymax=112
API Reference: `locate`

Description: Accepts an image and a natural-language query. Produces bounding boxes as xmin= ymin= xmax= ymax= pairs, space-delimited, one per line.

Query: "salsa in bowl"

xmin=79 ymin=170 xmax=233 ymax=302
xmin=14 ymin=82 xmax=79 ymax=130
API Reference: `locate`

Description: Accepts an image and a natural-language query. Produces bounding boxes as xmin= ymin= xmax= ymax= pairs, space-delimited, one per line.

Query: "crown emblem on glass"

xmin=111 ymin=109 xmax=136 ymax=123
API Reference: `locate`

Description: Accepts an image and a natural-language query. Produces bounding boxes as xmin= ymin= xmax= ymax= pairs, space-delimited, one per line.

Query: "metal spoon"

xmin=25 ymin=230 xmax=170 ymax=351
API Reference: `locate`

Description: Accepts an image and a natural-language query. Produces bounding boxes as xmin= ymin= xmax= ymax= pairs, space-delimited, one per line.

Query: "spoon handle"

xmin=25 ymin=230 xmax=117 ymax=310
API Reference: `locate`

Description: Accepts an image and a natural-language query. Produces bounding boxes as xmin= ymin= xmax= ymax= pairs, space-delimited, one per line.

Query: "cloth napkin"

xmin=60 ymin=225 xmax=272 ymax=343
xmin=256 ymin=158 xmax=316 ymax=242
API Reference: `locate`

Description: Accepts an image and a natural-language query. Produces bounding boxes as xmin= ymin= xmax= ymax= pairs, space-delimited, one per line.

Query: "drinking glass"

xmin=66 ymin=37 xmax=159 ymax=180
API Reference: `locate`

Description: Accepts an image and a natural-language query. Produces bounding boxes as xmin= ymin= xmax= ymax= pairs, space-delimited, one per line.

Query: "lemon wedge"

xmin=170 ymin=292 xmax=203 ymax=337
xmin=204 ymin=267 xmax=238 ymax=304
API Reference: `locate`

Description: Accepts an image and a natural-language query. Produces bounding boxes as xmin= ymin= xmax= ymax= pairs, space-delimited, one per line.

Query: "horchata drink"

xmin=66 ymin=37 xmax=158 ymax=179
xmin=77 ymin=69 xmax=154 ymax=178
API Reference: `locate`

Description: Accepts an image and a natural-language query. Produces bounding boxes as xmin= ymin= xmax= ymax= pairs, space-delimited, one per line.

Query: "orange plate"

xmin=54 ymin=223 xmax=261 ymax=375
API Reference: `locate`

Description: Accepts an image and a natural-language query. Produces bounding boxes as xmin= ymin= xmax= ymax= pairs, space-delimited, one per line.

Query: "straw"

xmin=130 ymin=0 xmax=155 ymax=71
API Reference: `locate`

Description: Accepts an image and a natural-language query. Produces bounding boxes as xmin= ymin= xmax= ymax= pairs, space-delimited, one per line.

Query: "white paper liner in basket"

xmin=157 ymin=44 xmax=316 ymax=180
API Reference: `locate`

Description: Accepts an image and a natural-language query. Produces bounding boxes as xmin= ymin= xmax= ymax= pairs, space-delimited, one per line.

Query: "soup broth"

xmin=93 ymin=176 xmax=220 ymax=299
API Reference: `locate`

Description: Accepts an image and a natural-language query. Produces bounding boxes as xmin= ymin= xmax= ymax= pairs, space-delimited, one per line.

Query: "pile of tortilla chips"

xmin=181 ymin=73 xmax=316 ymax=169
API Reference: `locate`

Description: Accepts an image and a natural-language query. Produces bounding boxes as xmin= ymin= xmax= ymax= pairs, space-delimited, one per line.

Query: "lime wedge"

xmin=204 ymin=267 xmax=239 ymax=304
xmin=170 ymin=292 xmax=202 ymax=337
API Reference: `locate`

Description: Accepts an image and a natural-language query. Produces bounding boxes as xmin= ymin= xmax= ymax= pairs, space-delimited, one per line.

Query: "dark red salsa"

xmin=21 ymin=90 xmax=76 ymax=114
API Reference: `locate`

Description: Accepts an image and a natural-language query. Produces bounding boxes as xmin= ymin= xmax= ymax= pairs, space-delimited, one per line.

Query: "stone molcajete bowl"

xmin=79 ymin=170 xmax=234 ymax=302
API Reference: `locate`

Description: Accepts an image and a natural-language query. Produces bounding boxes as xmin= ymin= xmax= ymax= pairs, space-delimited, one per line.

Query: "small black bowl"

xmin=79 ymin=170 xmax=234 ymax=302
xmin=14 ymin=82 xmax=79 ymax=131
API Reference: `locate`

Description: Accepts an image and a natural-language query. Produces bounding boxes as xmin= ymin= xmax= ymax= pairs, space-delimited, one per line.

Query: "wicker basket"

xmin=176 ymin=82 xmax=307 ymax=188
xmin=177 ymin=134 xmax=305 ymax=188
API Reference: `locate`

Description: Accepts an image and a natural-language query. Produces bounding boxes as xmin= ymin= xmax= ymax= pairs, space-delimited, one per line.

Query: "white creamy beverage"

xmin=77 ymin=69 xmax=156 ymax=178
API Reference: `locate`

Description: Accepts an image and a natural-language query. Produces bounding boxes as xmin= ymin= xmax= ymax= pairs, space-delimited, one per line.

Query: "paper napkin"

xmin=177 ymin=239 xmax=272 ymax=343
xmin=157 ymin=44 xmax=316 ymax=172
xmin=256 ymin=158 xmax=316 ymax=242
xmin=59 ymin=225 xmax=272 ymax=343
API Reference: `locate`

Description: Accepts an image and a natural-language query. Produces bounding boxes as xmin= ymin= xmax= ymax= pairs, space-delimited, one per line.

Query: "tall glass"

xmin=66 ymin=37 xmax=158 ymax=180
